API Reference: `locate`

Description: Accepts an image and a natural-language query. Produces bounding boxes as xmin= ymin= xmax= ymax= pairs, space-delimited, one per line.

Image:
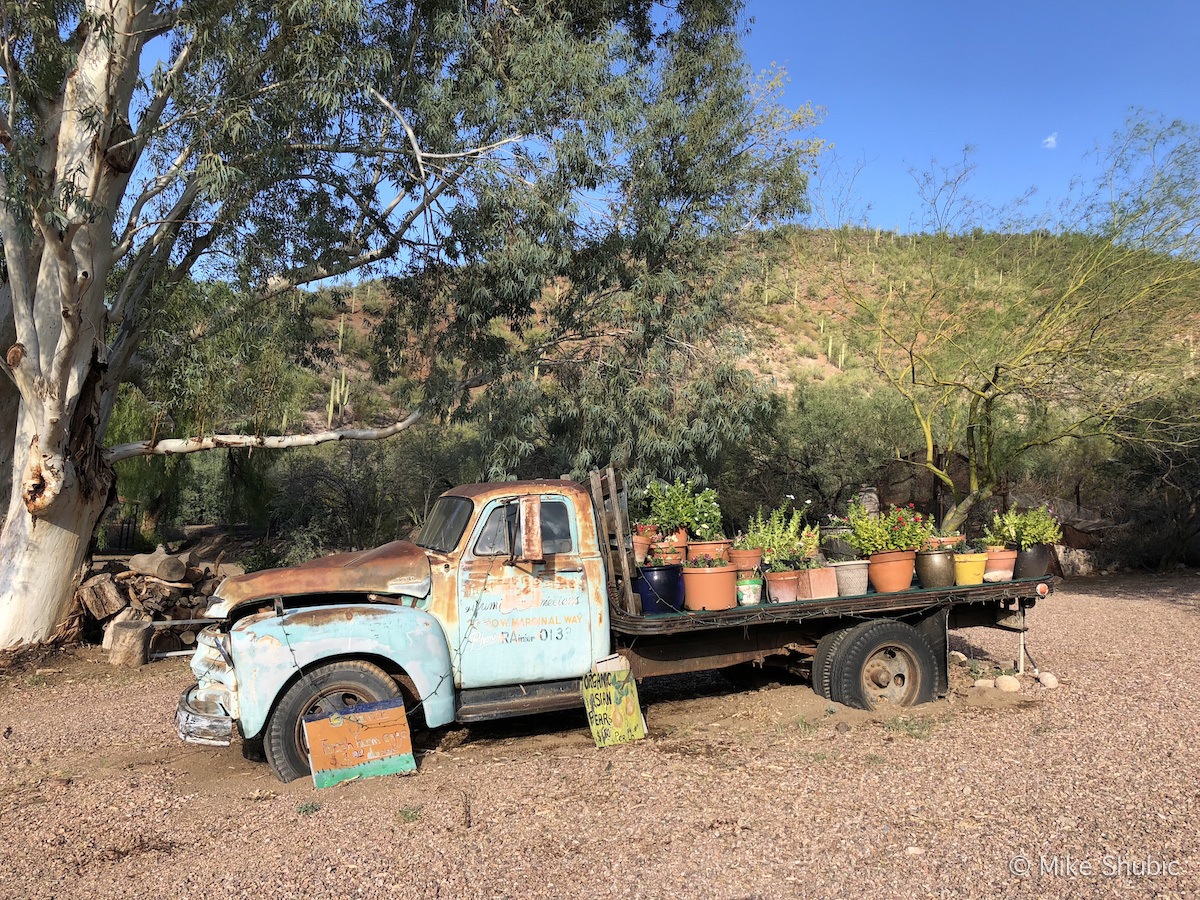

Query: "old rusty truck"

xmin=177 ymin=469 xmax=1054 ymax=781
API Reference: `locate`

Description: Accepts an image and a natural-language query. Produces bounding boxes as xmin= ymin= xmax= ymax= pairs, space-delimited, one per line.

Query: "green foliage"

xmin=644 ymin=479 xmax=724 ymax=538
xmin=982 ymin=510 xmax=1020 ymax=547
xmin=841 ymin=503 xmax=933 ymax=556
xmin=754 ymin=506 xmax=805 ymax=571
xmin=1010 ymin=507 xmax=1063 ymax=550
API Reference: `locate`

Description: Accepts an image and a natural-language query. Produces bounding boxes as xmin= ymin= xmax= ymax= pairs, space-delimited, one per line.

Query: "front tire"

xmin=264 ymin=660 xmax=400 ymax=783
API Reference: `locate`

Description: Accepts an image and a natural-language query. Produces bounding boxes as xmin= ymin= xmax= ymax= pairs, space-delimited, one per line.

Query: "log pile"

xmin=68 ymin=545 xmax=245 ymax=667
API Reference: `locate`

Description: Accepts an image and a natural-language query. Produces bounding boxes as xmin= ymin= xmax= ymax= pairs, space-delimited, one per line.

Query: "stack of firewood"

xmin=66 ymin=545 xmax=244 ymax=666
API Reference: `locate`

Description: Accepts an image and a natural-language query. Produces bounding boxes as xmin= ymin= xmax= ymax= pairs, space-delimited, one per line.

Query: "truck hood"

xmin=208 ymin=540 xmax=432 ymax=616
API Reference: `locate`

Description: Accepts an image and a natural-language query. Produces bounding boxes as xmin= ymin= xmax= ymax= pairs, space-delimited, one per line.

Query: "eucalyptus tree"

xmin=0 ymin=0 xmax=821 ymax=645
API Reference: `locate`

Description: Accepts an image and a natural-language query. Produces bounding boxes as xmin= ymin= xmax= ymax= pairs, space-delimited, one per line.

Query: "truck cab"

xmin=178 ymin=480 xmax=612 ymax=781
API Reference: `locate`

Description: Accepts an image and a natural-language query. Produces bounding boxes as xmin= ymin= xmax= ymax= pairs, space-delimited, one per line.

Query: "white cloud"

xmin=1042 ymin=132 xmax=1058 ymax=150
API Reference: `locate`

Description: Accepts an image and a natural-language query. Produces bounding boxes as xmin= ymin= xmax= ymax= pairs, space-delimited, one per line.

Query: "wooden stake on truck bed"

xmin=588 ymin=468 xmax=639 ymax=614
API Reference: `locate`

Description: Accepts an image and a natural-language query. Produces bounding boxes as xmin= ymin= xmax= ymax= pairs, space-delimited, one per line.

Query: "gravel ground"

xmin=1 ymin=574 xmax=1198 ymax=899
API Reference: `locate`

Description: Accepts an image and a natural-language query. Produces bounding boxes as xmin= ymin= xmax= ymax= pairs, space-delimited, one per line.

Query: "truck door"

xmin=455 ymin=496 xmax=593 ymax=688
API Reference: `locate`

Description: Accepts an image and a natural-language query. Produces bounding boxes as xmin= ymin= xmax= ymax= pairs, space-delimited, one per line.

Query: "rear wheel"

xmin=811 ymin=624 xmax=860 ymax=702
xmin=831 ymin=620 xmax=937 ymax=710
xmin=264 ymin=660 xmax=400 ymax=783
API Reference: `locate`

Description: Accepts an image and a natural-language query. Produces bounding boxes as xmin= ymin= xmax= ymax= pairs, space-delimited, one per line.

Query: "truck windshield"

xmin=416 ymin=496 xmax=474 ymax=552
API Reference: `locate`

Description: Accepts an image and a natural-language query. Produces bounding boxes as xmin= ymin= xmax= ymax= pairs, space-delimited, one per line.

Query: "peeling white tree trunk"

xmin=0 ymin=411 xmax=111 ymax=648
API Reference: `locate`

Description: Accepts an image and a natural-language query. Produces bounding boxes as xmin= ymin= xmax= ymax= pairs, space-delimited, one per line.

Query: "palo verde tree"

xmin=0 ymin=0 xmax=819 ymax=645
xmin=829 ymin=115 xmax=1200 ymax=530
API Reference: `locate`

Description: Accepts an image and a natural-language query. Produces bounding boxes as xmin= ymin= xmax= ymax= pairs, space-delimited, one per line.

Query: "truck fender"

xmin=230 ymin=604 xmax=456 ymax=739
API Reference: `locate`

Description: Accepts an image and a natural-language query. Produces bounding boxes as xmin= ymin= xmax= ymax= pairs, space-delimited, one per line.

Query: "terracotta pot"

xmin=651 ymin=542 xmax=685 ymax=565
xmin=727 ymin=548 xmax=763 ymax=574
xmin=681 ymin=564 xmax=737 ymax=611
xmin=795 ymin=567 xmax=838 ymax=600
xmin=915 ymin=548 xmax=956 ymax=588
xmin=830 ymin=560 xmax=869 ymax=596
xmin=867 ymin=550 xmax=916 ymax=593
xmin=686 ymin=539 xmax=732 ymax=562
xmin=954 ymin=552 xmax=988 ymax=585
xmin=984 ymin=548 xmax=1018 ymax=581
xmin=632 ymin=534 xmax=653 ymax=566
xmin=1013 ymin=544 xmax=1054 ymax=579
xmin=764 ymin=570 xmax=801 ymax=603
xmin=927 ymin=535 xmax=964 ymax=551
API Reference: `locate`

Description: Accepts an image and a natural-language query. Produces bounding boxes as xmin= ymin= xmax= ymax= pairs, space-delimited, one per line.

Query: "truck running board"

xmin=456 ymin=679 xmax=584 ymax=722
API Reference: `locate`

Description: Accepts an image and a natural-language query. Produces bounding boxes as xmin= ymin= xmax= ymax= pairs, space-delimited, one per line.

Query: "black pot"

xmin=820 ymin=526 xmax=856 ymax=562
xmin=634 ymin=564 xmax=684 ymax=613
xmin=1013 ymin=544 xmax=1053 ymax=579
xmin=915 ymin=548 xmax=956 ymax=588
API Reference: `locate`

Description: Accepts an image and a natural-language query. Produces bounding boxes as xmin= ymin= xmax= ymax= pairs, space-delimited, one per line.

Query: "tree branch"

xmin=104 ymin=411 xmax=424 ymax=463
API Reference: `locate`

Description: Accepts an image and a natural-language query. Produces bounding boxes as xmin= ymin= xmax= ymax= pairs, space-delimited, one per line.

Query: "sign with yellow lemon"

xmin=581 ymin=668 xmax=645 ymax=748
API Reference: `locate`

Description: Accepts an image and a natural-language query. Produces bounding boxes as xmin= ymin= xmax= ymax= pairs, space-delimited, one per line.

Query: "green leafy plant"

xmin=955 ymin=542 xmax=987 ymax=555
xmin=397 ymin=805 xmax=423 ymax=824
xmin=982 ymin=509 xmax=1019 ymax=547
xmin=682 ymin=553 xmax=730 ymax=569
xmin=646 ymin=479 xmax=724 ymax=539
xmin=296 ymin=801 xmax=321 ymax=817
xmin=641 ymin=554 xmax=678 ymax=568
xmin=689 ymin=488 xmax=725 ymax=540
xmin=799 ymin=524 xmax=820 ymax=559
xmin=1011 ymin=506 xmax=1063 ymax=550
xmin=795 ymin=556 xmax=827 ymax=570
xmin=735 ymin=509 xmax=770 ymax=550
xmin=646 ymin=480 xmax=696 ymax=535
xmin=757 ymin=505 xmax=805 ymax=571
xmin=843 ymin=503 xmax=933 ymax=555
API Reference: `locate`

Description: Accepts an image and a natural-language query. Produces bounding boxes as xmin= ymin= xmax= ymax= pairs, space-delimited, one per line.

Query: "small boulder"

xmin=834 ymin=721 xmax=851 ymax=734
xmin=995 ymin=674 xmax=1021 ymax=693
xmin=1037 ymin=672 xmax=1059 ymax=689
xmin=973 ymin=678 xmax=995 ymax=689
xmin=948 ymin=650 xmax=968 ymax=665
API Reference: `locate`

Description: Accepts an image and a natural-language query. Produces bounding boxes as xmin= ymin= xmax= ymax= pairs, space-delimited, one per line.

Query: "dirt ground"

xmin=1 ymin=575 xmax=1198 ymax=899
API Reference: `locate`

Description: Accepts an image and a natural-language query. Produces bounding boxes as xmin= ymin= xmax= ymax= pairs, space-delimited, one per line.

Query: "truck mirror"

xmin=518 ymin=496 xmax=543 ymax=562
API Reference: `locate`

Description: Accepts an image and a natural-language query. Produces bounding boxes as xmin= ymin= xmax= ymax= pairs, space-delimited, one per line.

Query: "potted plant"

xmin=645 ymin=479 xmax=694 ymax=547
xmin=729 ymin=512 xmax=766 ymax=575
xmin=757 ymin=506 xmax=805 ymax=602
xmin=631 ymin=522 xmax=659 ymax=566
xmin=915 ymin=542 xmax=956 ymax=589
xmin=633 ymin=554 xmax=684 ymax=614
xmin=1010 ymin=506 xmax=1062 ymax=579
xmin=685 ymin=486 xmax=731 ymax=560
xmin=820 ymin=514 xmax=855 ymax=562
xmin=981 ymin=510 xmax=1019 ymax=581
xmin=680 ymin=553 xmax=737 ymax=611
xmin=843 ymin=503 xmax=933 ymax=593
xmin=953 ymin=542 xmax=989 ymax=586
xmin=794 ymin=555 xmax=838 ymax=601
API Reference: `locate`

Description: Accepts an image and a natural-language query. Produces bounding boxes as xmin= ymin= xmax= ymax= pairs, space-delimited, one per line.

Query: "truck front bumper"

xmin=177 ymin=684 xmax=234 ymax=746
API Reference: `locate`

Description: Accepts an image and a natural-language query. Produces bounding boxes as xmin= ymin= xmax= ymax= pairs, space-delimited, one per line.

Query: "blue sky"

xmin=743 ymin=0 xmax=1200 ymax=231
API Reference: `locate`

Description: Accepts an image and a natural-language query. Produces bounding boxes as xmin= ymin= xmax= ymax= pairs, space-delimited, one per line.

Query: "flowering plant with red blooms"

xmin=844 ymin=502 xmax=934 ymax=555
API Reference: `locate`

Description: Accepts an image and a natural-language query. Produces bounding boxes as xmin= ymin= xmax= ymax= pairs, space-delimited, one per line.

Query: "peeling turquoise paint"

xmin=232 ymin=604 xmax=456 ymax=739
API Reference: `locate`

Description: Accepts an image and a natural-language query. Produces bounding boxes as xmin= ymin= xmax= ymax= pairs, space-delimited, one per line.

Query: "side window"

xmin=473 ymin=499 xmax=575 ymax=556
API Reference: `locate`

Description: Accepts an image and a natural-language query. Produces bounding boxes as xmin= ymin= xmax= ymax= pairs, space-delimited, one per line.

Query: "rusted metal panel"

xmin=216 ymin=540 xmax=432 ymax=612
xmin=454 ymin=495 xmax=594 ymax=688
xmin=617 ymin=626 xmax=819 ymax=679
xmin=230 ymin=603 xmax=456 ymax=739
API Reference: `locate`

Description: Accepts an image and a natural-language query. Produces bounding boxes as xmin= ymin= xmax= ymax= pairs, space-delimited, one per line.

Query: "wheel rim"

xmin=292 ymin=686 xmax=373 ymax=756
xmin=859 ymin=645 xmax=921 ymax=707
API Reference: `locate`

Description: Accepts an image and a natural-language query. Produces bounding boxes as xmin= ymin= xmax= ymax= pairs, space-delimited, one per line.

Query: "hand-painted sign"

xmin=303 ymin=697 xmax=416 ymax=789
xmin=581 ymin=669 xmax=645 ymax=748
